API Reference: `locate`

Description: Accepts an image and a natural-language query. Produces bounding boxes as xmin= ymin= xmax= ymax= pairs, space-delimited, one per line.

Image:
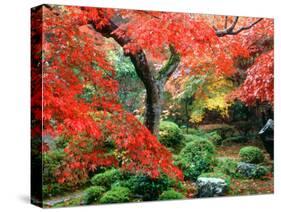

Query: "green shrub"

xmin=175 ymin=140 xmax=216 ymax=180
xmin=43 ymin=150 xmax=65 ymax=184
xmin=199 ymin=172 xmax=231 ymax=187
xmin=183 ymin=131 xmax=221 ymax=145
xmin=159 ymin=189 xmax=185 ymax=200
xmin=253 ymin=166 xmax=269 ymax=178
xmin=186 ymin=128 xmax=202 ymax=135
xmin=239 ymin=146 xmax=264 ymax=164
xmin=99 ymin=186 xmax=131 ymax=204
xmin=83 ymin=186 xmax=106 ymax=204
xmin=217 ymin=158 xmax=239 ymax=177
xmin=123 ymin=174 xmax=173 ymax=201
xmin=201 ymin=124 xmax=236 ymax=139
xmin=181 ymin=139 xmax=215 ymax=156
xmin=221 ymin=136 xmax=248 ymax=145
xmin=159 ymin=121 xmax=183 ymax=148
xmin=42 ymin=150 xmax=71 ymax=198
xmin=206 ymin=131 xmax=222 ymax=145
xmin=182 ymin=134 xmax=205 ymax=143
xmin=43 ymin=183 xmax=66 ymax=198
xmin=91 ymin=168 xmax=122 ymax=188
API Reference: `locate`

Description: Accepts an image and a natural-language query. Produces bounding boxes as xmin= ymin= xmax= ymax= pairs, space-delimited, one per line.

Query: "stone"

xmin=237 ymin=162 xmax=257 ymax=177
xmin=237 ymin=162 xmax=268 ymax=178
xmin=196 ymin=177 xmax=228 ymax=197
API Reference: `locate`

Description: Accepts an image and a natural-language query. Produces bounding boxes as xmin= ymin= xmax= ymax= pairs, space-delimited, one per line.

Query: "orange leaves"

xmin=231 ymin=50 xmax=274 ymax=105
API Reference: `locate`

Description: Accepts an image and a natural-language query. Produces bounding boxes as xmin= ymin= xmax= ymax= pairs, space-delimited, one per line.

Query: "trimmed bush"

xmin=83 ymin=186 xmax=106 ymax=204
xmin=91 ymin=168 xmax=122 ymax=188
xmin=175 ymin=140 xmax=216 ymax=180
xmin=180 ymin=139 xmax=215 ymax=156
xmin=123 ymin=174 xmax=173 ymax=201
xmin=159 ymin=189 xmax=185 ymax=200
xmin=239 ymin=146 xmax=264 ymax=164
xmin=159 ymin=121 xmax=183 ymax=148
xmin=99 ymin=186 xmax=131 ymax=203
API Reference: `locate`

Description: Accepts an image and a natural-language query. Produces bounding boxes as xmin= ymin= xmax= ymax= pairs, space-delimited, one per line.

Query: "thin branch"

xmin=224 ymin=16 xmax=228 ymax=29
xmin=213 ymin=16 xmax=238 ymax=36
xmin=230 ymin=18 xmax=263 ymax=35
xmin=215 ymin=17 xmax=263 ymax=37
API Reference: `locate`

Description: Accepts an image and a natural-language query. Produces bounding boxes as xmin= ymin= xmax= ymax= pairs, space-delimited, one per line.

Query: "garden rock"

xmin=237 ymin=162 xmax=257 ymax=177
xmin=196 ymin=177 xmax=228 ymax=197
xmin=237 ymin=162 xmax=268 ymax=178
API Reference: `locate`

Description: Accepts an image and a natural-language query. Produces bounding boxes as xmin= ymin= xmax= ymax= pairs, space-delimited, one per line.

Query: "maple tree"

xmin=32 ymin=5 xmax=274 ymax=187
xmin=31 ymin=6 xmax=183 ymax=185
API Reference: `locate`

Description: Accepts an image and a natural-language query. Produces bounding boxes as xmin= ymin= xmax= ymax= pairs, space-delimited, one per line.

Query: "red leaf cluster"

xmin=32 ymin=6 xmax=183 ymax=184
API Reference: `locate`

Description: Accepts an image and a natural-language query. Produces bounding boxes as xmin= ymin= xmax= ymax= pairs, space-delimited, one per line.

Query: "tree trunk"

xmin=144 ymin=82 xmax=163 ymax=135
xmin=90 ymin=21 xmax=180 ymax=136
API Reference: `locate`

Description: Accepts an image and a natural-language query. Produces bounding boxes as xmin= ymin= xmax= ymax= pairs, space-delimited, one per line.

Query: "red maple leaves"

xmin=32 ymin=6 xmax=183 ymax=184
xmin=232 ymin=50 xmax=274 ymax=105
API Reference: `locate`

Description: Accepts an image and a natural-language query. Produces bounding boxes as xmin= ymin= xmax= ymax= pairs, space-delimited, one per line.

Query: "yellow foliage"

xmin=189 ymin=75 xmax=234 ymax=123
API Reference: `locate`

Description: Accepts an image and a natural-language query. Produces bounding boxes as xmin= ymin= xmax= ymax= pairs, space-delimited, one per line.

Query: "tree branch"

xmin=157 ymin=45 xmax=180 ymax=82
xmin=224 ymin=16 xmax=228 ymax=29
xmin=215 ymin=17 xmax=263 ymax=37
xmin=215 ymin=16 xmax=239 ymax=37
xmin=230 ymin=18 xmax=264 ymax=35
xmin=89 ymin=17 xmax=158 ymax=94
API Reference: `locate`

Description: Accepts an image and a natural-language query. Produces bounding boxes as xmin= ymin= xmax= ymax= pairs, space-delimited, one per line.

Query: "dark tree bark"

xmin=89 ymin=21 xmax=180 ymax=136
